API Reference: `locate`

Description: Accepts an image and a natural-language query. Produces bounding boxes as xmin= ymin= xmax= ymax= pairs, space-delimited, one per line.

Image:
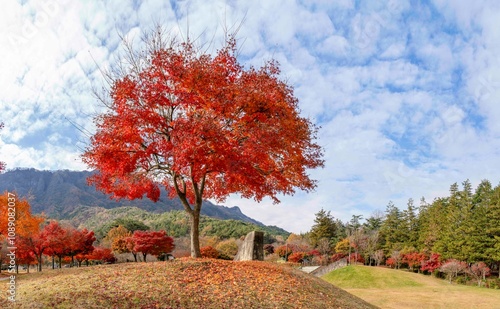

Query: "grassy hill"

xmin=323 ymin=265 xmax=500 ymax=309
xmin=1 ymin=259 xmax=376 ymax=309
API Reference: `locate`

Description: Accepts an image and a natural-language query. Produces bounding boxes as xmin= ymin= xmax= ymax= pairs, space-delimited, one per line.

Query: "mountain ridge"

xmin=0 ymin=168 xmax=268 ymax=228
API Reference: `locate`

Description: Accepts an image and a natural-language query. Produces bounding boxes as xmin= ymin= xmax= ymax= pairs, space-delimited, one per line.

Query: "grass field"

xmin=0 ymin=259 xmax=376 ymax=309
xmin=323 ymin=265 xmax=500 ymax=309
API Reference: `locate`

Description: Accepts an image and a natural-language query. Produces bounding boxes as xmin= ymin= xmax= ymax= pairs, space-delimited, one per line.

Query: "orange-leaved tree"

xmin=82 ymin=28 xmax=324 ymax=257
xmin=0 ymin=192 xmax=43 ymax=239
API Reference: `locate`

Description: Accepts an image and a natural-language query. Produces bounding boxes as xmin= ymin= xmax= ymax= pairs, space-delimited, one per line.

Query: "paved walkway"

xmin=300 ymin=266 xmax=321 ymax=273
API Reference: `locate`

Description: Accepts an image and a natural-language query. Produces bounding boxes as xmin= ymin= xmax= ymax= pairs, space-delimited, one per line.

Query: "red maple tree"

xmin=131 ymin=230 xmax=174 ymax=262
xmin=66 ymin=228 xmax=96 ymax=266
xmin=402 ymin=251 xmax=427 ymax=272
xmin=18 ymin=228 xmax=50 ymax=272
xmin=43 ymin=221 xmax=68 ymax=269
xmin=421 ymin=253 xmax=442 ymax=273
xmin=85 ymin=247 xmax=116 ymax=264
xmin=82 ymin=29 xmax=324 ymax=257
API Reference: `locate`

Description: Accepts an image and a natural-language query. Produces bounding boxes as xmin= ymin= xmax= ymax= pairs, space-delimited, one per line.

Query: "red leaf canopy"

xmin=82 ymin=37 xmax=323 ymax=207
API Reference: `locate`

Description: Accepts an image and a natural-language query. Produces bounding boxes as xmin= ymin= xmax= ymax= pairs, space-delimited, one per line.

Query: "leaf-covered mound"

xmin=6 ymin=259 xmax=377 ymax=308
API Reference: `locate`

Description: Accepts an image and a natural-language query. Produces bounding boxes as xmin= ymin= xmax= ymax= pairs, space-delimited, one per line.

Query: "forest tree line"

xmin=289 ymin=179 xmax=500 ymax=281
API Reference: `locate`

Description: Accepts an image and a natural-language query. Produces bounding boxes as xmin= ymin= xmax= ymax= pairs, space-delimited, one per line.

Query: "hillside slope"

xmin=323 ymin=265 xmax=500 ymax=309
xmin=64 ymin=206 xmax=289 ymax=241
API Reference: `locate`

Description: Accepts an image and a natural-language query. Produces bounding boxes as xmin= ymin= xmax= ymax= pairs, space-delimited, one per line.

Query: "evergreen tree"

xmin=379 ymin=201 xmax=405 ymax=253
xmin=402 ymin=198 xmax=419 ymax=249
xmin=309 ymin=209 xmax=338 ymax=248
xmin=485 ymin=184 xmax=500 ymax=277
xmin=434 ymin=182 xmax=469 ymax=259
xmin=461 ymin=180 xmax=493 ymax=262
xmin=421 ymin=198 xmax=447 ymax=254
xmin=363 ymin=211 xmax=384 ymax=232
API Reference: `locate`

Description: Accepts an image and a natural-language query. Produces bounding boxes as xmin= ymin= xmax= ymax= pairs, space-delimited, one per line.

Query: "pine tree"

xmin=421 ymin=198 xmax=447 ymax=254
xmin=461 ymin=180 xmax=493 ymax=262
xmin=402 ymin=198 xmax=419 ymax=249
xmin=363 ymin=211 xmax=384 ymax=232
xmin=379 ymin=201 xmax=405 ymax=253
xmin=308 ymin=209 xmax=338 ymax=248
xmin=485 ymin=184 xmax=500 ymax=277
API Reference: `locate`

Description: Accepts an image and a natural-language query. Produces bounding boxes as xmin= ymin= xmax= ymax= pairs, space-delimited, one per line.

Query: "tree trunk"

xmin=52 ymin=256 xmax=55 ymax=269
xmin=189 ymin=209 xmax=201 ymax=258
xmin=173 ymin=173 xmax=205 ymax=258
xmin=143 ymin=253 xmax=147 ymax=262
xmin=132 ymin=252 xmax=137 ymax=262
xmin=37 ymin=256 xmax=42 ymax=272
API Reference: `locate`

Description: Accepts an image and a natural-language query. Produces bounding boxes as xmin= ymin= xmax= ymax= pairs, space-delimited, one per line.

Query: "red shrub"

xmin=200 ymin=246 xmax=219 ymax=259
xmin=288 ymin=252 xmax=307 ymax=263
xmin=331 ymin=253 xmax=347 ymax=262
xmin=386 ymin=257 xmax=396 ymax=268
xmin=348 ymin=253 xmax=365 ymax=264
xmin=421 ymin=253 xmax=442 ymax=273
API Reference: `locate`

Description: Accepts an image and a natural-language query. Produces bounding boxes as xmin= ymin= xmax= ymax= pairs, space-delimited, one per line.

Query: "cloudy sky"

xmin=1 ymin=0 xmax=500 ymax=233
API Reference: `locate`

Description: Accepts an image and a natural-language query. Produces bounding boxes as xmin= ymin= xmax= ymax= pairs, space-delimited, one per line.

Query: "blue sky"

xmin=1 ymin=0 xmax=500 ymax=233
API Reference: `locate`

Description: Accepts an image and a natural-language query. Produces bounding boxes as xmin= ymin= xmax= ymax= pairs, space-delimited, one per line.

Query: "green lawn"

xmin=323 ymin=265 xmax=500 ymax=309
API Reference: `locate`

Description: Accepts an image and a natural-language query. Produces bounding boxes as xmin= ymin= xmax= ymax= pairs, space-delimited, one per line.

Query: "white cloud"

xmin=1 ymin=0 xmax=500 ymax=233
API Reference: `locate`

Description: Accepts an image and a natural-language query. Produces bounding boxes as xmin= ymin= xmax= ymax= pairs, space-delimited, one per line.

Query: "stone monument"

xmin=234 ymin=231 xmax=264 ymax=261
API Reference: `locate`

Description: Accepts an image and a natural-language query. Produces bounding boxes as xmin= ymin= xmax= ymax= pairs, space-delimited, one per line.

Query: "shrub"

xmin=421 ymin=253 xmax=442 ymax=274
xmin=264 ymin=244 xmax=275 ymax=255
xmin=456 ymin=276 xmax=469 ymax=285
xmin=488 ymin=279 xmax=500 ymax=289
xmin=312 ymin=254 xmax=330 ymax=266
xmin=308 ymin=249 xmax=321 ymax=257
xmin=467 ymin=262 xmax=491 ymax=287
xmin=288 ymin=252 xmax=307 ymax=263
xmin=200 ymin=246 xmax=219 ymax=259
xmin=440 ymin=259 xmax=467 ymax=283
xmin=386 ymin=257 xmax=396 ymax=268
xmin=348 ymin=253 xmax=365 ymax=264
xmin=216 ymin=239 xmax=239 ymax=259
xmin=331 ymin=253 xmax=347 ymax=262
xmin=275 ymin=245 xmax=295 ymax=259
xmin=264 ymin=253 xmax=281 ymax=263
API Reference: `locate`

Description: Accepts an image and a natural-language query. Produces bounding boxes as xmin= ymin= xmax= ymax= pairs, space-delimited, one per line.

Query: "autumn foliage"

xmin=86 ymin=247 xmax=116 ymax=264
xmin=420 ymin=253 xmax=442 ymax=273
xmin=0 ymin=192 xmax=43 ymax=238
xmin=200 ymin=246 xmax=219 ymax=259
xmin=1 ymin=259 xmax=375 ymax=308
xmin=82 ymin=28 xmax=324 ymax=257
xmin=131 ymin=230 xmax=174 ymax=262
xmin=402 ymin=251 xmax=427 ymax=272
xmin=17 ymin=220 xmax=99 ymax=271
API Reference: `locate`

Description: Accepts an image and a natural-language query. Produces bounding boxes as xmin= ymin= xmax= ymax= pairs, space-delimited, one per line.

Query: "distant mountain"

xmin=0 ymin=168 xmax=265 ymax=227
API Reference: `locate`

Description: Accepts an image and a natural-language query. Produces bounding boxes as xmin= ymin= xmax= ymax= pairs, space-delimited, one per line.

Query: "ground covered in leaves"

xmin=1 ymin=259 xmax=377 ymax=308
